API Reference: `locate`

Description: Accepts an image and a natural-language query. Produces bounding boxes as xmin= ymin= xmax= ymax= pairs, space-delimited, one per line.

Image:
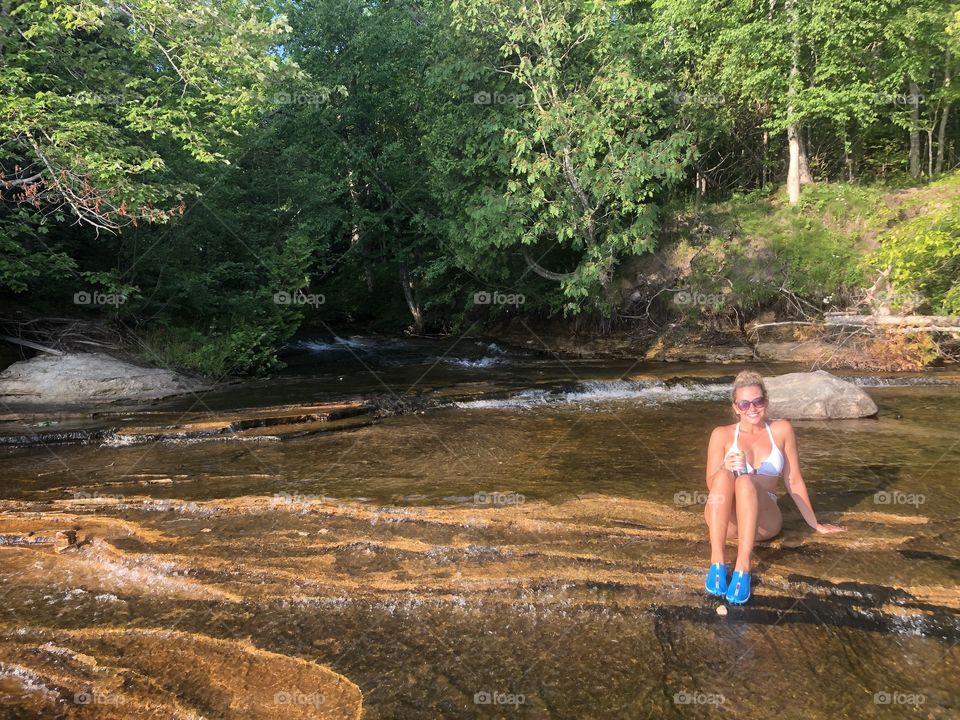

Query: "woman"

xmin=704 ymin=370 xmax=846 ymax=604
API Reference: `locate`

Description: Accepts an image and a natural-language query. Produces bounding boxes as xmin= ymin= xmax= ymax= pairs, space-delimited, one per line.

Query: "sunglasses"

xmin=734 ymin=397 xmax=768 ymax=411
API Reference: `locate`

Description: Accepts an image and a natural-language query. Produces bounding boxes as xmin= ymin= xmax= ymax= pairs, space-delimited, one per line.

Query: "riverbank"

xmin=483 ymin=316 xmax=959 ymax=370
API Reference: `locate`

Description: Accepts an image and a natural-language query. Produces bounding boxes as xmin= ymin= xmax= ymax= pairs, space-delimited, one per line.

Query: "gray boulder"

xmin=765 ymin=370 xmax=877 ymax=419
xmin=0 ymin=352 xmax=210 ymax=406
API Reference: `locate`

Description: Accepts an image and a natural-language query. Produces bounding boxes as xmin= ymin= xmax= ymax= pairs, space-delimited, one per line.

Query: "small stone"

xmin=200 ymin=528 xmax=212 ymax=533
xmin=716 ymin=605 xmax=728 ymax=616
xmin=295 ymin=530 xmax=309 ymax=537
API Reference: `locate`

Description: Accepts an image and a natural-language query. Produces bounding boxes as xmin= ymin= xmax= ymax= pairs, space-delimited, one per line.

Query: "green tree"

xmin=445 ymin=0 xmax=692 ymax=317
xmin=0 ymin=0 xmax=292 ymax=280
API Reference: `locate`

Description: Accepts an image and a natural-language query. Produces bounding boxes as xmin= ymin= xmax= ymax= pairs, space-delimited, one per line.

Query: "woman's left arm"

xmin=778 ymin=420 xmax=846 ymax=534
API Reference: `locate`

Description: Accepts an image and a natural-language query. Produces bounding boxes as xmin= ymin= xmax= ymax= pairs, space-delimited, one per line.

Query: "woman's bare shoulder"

xmin=768 ymin=418 xmax=795 ymax=437
xmin=710 ymin=424 xmax=736 ymax=440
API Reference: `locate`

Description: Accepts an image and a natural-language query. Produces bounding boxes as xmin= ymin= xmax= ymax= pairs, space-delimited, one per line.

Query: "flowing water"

xmin=1 ymin=335 xmax=959 ymax=718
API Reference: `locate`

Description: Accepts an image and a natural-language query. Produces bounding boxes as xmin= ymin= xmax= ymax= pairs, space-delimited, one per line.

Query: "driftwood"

xmin=0 ymin=317 xmax=125 ymax=354
xmin=824 ymin=313 xmax=960 ymax=332
xmin=0 ymin=335 xmax=64 ymax=355
xmin=747 ymin=321 xmax=815 ymax=338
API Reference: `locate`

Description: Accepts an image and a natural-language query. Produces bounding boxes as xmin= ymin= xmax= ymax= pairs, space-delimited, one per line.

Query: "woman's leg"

xmin=733 ymin=475 xmax=759 ymax=573
xmin=704 ymin=470 xmax=736 ymax=566
xmin=725 ymin=479 xmax=783 ymax=572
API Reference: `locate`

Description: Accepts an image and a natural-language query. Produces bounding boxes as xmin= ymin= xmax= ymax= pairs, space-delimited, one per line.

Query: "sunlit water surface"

xmin=1 ymin=335 xmax=958 ymax=718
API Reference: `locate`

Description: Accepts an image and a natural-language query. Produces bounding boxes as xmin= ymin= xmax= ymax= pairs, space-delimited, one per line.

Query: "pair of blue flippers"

xmin=705 ymin=563 xmax=750 ymax=604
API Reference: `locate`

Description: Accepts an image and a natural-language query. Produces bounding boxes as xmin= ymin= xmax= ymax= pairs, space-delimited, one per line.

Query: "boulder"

xmin=0 ymin=352 xmax=210 ymax=406
xmin=765 ymin=370 xmax=877 ymax=419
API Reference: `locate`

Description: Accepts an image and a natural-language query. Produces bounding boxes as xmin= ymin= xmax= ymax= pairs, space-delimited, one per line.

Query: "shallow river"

xmin=1 ymin=336 xmax=958 ymax=718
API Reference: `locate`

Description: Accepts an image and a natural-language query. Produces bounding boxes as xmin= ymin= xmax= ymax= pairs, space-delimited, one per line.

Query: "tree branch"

xmin=521 ymin=245 xmax=575 ymax=282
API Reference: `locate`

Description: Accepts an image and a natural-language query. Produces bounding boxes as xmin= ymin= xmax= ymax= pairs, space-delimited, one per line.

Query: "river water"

xmin=1 ymin=335 xmax=958 ymax=718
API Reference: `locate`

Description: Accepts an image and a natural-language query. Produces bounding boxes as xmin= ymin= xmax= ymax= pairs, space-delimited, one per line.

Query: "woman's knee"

xmin=734 ymin=474 xmax=758 ymax=497
xmin=707 ymin=470 xmax=735 ymax=494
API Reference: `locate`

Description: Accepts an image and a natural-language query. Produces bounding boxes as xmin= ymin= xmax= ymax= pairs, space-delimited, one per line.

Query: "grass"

xmin=659 ymin=170 xmax=960 ymax=318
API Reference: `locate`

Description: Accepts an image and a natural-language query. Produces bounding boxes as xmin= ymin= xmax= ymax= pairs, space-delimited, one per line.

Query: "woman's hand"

xmin=814 ymin=522 xmax=846 ymax=534
xmin=722 ymin=451 xmax=746 ymax=474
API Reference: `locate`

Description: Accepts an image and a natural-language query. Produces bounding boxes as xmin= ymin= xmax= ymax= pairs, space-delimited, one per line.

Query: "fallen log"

xmin=824 ymin=313 xmax=960 ymax=332
xmin=0 ymin=335 xmax=64 ymax=355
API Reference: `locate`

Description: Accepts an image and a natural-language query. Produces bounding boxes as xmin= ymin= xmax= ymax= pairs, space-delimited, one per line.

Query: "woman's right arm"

xmin=706 ymin=427 xmax=735 ymax=486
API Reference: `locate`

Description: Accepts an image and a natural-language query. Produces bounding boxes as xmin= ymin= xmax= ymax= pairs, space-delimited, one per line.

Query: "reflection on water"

xmin=1 ymin=341 xmax=959 ymax=718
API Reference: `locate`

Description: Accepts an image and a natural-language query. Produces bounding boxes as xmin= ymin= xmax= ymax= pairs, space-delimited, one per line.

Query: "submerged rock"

xmin=0 ymin=352 xmax=210 ymax=406
xmin=765 ymin=370 xmax=878 ymax=419
xmin=0 ymin=628 xmax=364 ymax=719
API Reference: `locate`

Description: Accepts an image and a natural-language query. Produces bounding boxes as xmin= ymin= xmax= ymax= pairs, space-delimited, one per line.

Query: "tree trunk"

xmin=798 ymin=128 xmax=814 ymax=184
xmin=761 ymin=129 xmax=769 ymax=188
xmin=787 ymin=124 xmax=801 ymax=205
xmin=399 ymin=262 xmax=424 ymax=334
xmin=909 ymin=81 xmax=922 ymax=177
xmin=560 ymin=149 xmax=596 ymax=248
xmin=843 ymin=130 xmax=854 ymax=181
xmin=347 ymin=170 xmax=375 ymax=292
xmin=936 ymin=50 xmax=951 ymax=175
xmin=824 ymin=313 xmax=960 ymax=331
xmin=785 ymin=0 xmax=803 ymax=205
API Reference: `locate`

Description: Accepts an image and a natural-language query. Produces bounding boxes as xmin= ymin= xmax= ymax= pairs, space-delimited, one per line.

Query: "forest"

xmin=2 ymin=0 xmax=958 ymax=374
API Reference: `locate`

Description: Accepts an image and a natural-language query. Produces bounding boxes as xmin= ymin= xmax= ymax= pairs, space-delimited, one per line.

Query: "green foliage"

xmin=1 ymin=0 xmax=958 ymax=375
xmin=0 ymin=0 xmax=294 ymax=237
xmin=444 ymin=0 xmax=693 ymax=316
xmin=0 ymin=210 xmax=76 ymax=291
xmin=678 ymin=182 xmax=876 ymax=321
xmin=139 ymin=323 xmax=289 ymax=377
xmin=869 ymin=174 xmax=960 ymax=313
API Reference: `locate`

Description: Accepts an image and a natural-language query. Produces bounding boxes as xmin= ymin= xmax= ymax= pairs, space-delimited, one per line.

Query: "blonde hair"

xmin=731 ymin=370 xmax=767 ymax=402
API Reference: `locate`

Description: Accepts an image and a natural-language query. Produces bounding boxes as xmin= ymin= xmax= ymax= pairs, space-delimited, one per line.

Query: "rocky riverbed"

xmin=1 ymin=339 xmax=957 ymax=719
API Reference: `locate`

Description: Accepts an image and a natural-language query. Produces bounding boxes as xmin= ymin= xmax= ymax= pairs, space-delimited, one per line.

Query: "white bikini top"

xmin=730 ymin=422 xmax=784 ymax=476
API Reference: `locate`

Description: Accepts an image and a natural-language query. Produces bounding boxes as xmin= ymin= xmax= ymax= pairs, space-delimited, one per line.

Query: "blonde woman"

xmin=704 ymin=371 xmax=846 ymax=603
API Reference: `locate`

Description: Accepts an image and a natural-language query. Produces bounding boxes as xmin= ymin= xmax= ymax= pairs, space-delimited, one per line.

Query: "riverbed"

xmin=1 ymin=336 xmax=958 ymax=718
